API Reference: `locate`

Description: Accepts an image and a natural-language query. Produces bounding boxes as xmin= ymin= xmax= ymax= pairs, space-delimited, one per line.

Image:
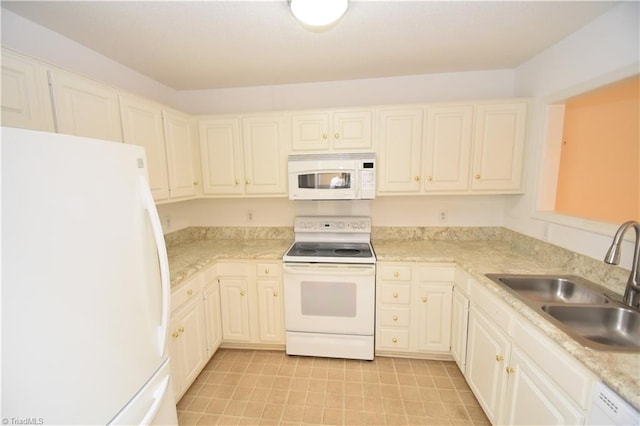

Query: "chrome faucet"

xmin=604 ymin=221 xmax=640 ymax=309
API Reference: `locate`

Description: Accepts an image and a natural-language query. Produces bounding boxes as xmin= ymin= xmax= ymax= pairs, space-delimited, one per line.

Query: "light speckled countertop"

xmin=166 ymin=229 xmax=639 ymax=411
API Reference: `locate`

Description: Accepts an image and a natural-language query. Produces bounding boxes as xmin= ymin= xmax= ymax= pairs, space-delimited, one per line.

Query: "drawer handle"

xmin=496 ymin=355 xmax=504 ymax=362
xmin=392 ymin=315 xmax=398 ymax=321
xmin=393 ymin=292 xmax=398 ymax=298
xmin=421 ymin=297 xmax=428 ymax=303
xmin=187 ymin=289 xmax=193 ymax=296
xmin=506 ymin=367 xmax=515 ymax=374
xmin=392 ymin=338 xmax=398 ymax=343
xmin=393 ymin=272 xmax=399 ymax=278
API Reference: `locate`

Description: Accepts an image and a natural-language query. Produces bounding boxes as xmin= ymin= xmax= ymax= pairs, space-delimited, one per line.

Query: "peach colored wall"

xmin=555 ymin=75 xmax=639 ymax=223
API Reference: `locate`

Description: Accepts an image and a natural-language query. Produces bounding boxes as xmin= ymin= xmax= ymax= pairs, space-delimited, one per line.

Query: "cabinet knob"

xmin=334 ymin=133 xmax=340 ymax=139
xmin=264 ymin=269 xmax=269 ymax=274
xmin=422 ymin=297 xmax=428 ymax=303
xmin=245 ymin=180 xmax=250 ymax=185
xmin=172 ymin=331 xmax=180 ymax=338
xmin=178 ymin=326 xmax=185 ymax=333
xmin=235 ymin=179 xmax=240 ymax=185
xmin=475 ymin=174 xmax=481 ymax=180
xmin=414 ymin=176 xmax=420 ymax=181
xmin=193 ymin=181 xmax=199 ymax=186
xmin=393 ymin=292 xmax=399 ymax=298
xmin=427 ymin=176 xmax=432 ymax=182
xmin=322 ymin=133 xmax=328 ymax=140
xmin=392 ymin=315 xmax=398 ymax=321
xmin=392 ymin=338 xmax=398 ymax=343
xmin=187 ymin=289 xmax=193 ymax=296
xmin=273 ymin=291 xmax=279 ymax=297
xmin=506 ymin=367 xmax=515 ymax=374
xmin=240 ymin=290 xmax=246 ymax=296
xmin=496 ymin=355 xmax=504 ymax=362
xmin=393 ymin=272 xmax=399 ymax=278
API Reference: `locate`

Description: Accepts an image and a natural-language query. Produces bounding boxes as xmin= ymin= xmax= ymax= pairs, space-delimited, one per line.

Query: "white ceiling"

xmin=1 ymin=1 xmax=619 ymax=90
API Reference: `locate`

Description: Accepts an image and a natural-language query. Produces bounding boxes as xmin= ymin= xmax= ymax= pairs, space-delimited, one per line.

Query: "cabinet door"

xmin=48 ymin=69 xmax=122 ymax=142
xmin=466 ymin=307 xmax=511 ymax=424
xmin=199 ymin=118 xmax=244 ymax=195
xmin=256 ymin=278 xmax=284 ymax=343
xmin=501 ymin=347 xmax=584 ymax=425
xmin=291 ymin=112 xmax=330 ymax=151
xmin=1 ymin=49 xmax=54 ymax=131
xmin=472 ymin=102 xmax=527 ymax=191
xmin=242 ymin=114 xmax=288 ymax=195
xmin=218 ymin=278 xmax=251 ymax=341
xmin=169 ymin=297 xmax=208 ymax=400
xmin=332 ymin=110 xmax=372 ymax=150
xmin=376 ymin=108 xmax=424 ymax=193
xmin=204 ymin=282 xmax=223 ymax=357
xmin=415 ymin=283 xmax=453 ymax=352
xmin=424 ymin=105 xmax=473 ymax=191
xmin=163 ymin=109 xmax=197 ymax=198
xmin=119 ymin=95 xmax=170 ymax=200
xmin=451 ymin=287 xmax=470 ymax=372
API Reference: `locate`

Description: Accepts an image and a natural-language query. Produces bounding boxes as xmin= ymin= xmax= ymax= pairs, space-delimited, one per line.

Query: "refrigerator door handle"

xmin=139 ymin=176 xmax=171 ymax=357
xmin=139 ymin=375 xmax=170 ymax=426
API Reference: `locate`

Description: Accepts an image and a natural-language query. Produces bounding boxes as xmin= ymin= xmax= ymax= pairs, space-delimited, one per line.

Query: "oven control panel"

xmin=294 ymin=216 xmax=371 ymax=233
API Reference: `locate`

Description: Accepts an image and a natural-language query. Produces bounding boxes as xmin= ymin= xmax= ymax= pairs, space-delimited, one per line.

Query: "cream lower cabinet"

xmin=450 ymin=283 xmax=470 ymax=373
xmin=217 ymin=261 xmax=284 ymax=347
xmin=465 ymin=276 xmax=596 ymax=425
xmin=376 ymin=262 xmax=453 ymax=356
xmin=169 ymin=265 xmax=222 ymax=401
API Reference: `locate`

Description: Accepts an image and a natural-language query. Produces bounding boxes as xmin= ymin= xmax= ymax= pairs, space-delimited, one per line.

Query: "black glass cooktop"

xmin=285 ymin=242 xmax=374 ymax=259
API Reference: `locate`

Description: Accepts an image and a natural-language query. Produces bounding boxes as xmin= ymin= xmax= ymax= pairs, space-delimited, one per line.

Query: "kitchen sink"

xmin=485 ymin=274 xmax=610 ymax=304
xmin=541 ymin=305 xmax=640 ymax=350
xmin=485 ymin=273 xmax=639 ymax=352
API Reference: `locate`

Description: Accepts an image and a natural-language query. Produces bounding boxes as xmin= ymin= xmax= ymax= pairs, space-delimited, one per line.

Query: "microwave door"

xmin=292 ymin=170 xmax=356 ymax=200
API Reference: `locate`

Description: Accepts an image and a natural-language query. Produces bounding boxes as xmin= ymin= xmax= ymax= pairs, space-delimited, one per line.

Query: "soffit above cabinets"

xmin=1 ymin=1 xmax=618 ymax=90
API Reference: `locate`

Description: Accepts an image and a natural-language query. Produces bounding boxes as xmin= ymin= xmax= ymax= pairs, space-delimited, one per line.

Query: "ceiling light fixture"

xmin=289 ymin=0 xmax=349 ymax=28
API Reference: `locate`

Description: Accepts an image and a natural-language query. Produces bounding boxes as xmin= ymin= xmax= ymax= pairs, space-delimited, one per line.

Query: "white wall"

xmin=507 ymin=2 xmax=639 ymax=268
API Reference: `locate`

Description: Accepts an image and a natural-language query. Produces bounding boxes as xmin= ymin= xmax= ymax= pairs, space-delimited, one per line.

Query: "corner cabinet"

xmin=375 ymin=262 xmax=454 ymax=356
xmin=1 ymin=48 xmax=54 ymax=132
xmin=199 ymin=114 xmax=288 ymax=197
xmin=290 ymin=109 xmax=372 ymax=152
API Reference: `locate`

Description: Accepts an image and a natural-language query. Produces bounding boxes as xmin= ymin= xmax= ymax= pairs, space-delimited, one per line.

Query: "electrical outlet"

xmin=164 ymin=216 xmax=171 ymax=229
xmin=246 ymin=211 xmax=254 ymax=222
xmin=439 ymin=211 xmax=447 ymax=222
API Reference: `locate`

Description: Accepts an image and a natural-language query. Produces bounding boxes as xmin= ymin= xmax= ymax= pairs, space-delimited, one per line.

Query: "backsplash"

xmin=164 ymin=225 xmax=630 ymax=295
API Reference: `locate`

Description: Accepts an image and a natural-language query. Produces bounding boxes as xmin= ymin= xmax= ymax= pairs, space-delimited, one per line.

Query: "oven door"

xmin=283 ymin=263 xmax=375 ymax=335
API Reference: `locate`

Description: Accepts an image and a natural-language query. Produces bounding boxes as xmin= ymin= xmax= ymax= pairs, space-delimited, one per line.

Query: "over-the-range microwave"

xmin=287 ymin=152 xmax=376 ymax=200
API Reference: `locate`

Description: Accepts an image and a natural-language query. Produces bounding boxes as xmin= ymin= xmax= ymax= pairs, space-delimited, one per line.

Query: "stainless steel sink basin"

xmin=485 ymin=274 xmax=611 ymax=304
xmin=541 ymin=305 xmax=640 ymax=351
xmin=485 ymin=273 xmax=639 ymax=352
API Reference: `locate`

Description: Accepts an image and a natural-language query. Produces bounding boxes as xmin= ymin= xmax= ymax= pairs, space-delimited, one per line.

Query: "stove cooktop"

xmin=283 ymin=241 xmax=375 ymax=264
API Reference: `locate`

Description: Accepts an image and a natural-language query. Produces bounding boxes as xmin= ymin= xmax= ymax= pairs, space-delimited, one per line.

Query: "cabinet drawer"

xmin=379 ymin=265 xmax=412 ymax=281
xmin=171 ymin=274 xmax=204 ymax=313
xmin=378 ymin=328 xmax=410 ymax=350
xmin=513 ymin=318 xmax=596 ymax=409
xmin=378 ymin=306 xmax=411 ymax=327
xmin=470 ymin=280 xmax=514 ymax=335
xmin=418 ymin=265 xmax=455 ymax=281
xmin=217 ymin=262 xmax=250 ymax=276
xmin=257 ymin=262 xmax=281 ymax=278
xmin=378 ymin=284 xmax=411 ymax=304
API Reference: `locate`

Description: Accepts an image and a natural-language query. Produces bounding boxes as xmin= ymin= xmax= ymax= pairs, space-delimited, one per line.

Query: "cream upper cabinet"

xmin=1 ymin=49 xmax=54 ymax=132
xmin=423 ymin=105 xmax=473 ymax=192
xmin=162 ymin=108 xmax=197 ymax=199
xmin=471 ymin=102 xmax=527 ymax=192
xmin=48 ymin=69 xmax=122 ymax=142
xmin=290 ymin=109 xmax=372 ymax=152
xmin=242 ymin=114 xmax=288 ymax=195
xmin=120 ymin=95 xmax=170 ymax=200
xmin=376 ymin=108 xmax=424 ymax=193
xmin=199 ymin=114 xmax=288 ymax=197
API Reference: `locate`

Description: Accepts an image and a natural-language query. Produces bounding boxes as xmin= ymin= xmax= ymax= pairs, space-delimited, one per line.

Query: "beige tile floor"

xmin=176 ymin=348 xmax=490 ymax=425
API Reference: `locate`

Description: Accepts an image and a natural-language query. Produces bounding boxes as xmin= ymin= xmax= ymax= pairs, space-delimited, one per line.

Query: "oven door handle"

xmin=283 ymin=264 xmax=375 ymax=276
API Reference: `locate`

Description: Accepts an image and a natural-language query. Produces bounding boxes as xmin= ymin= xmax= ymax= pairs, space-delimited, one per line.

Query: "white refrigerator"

xmin=1 ymin=127 xmax=178 ymax=425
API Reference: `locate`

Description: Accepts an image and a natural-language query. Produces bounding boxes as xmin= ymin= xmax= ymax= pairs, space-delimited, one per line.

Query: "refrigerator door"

xmin=1 ymin=127 xmax=176 ymax=424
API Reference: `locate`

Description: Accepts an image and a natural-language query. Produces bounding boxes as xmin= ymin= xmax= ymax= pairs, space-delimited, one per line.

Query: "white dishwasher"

xmin=588 ymin=382 xmax=639 ymax=425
